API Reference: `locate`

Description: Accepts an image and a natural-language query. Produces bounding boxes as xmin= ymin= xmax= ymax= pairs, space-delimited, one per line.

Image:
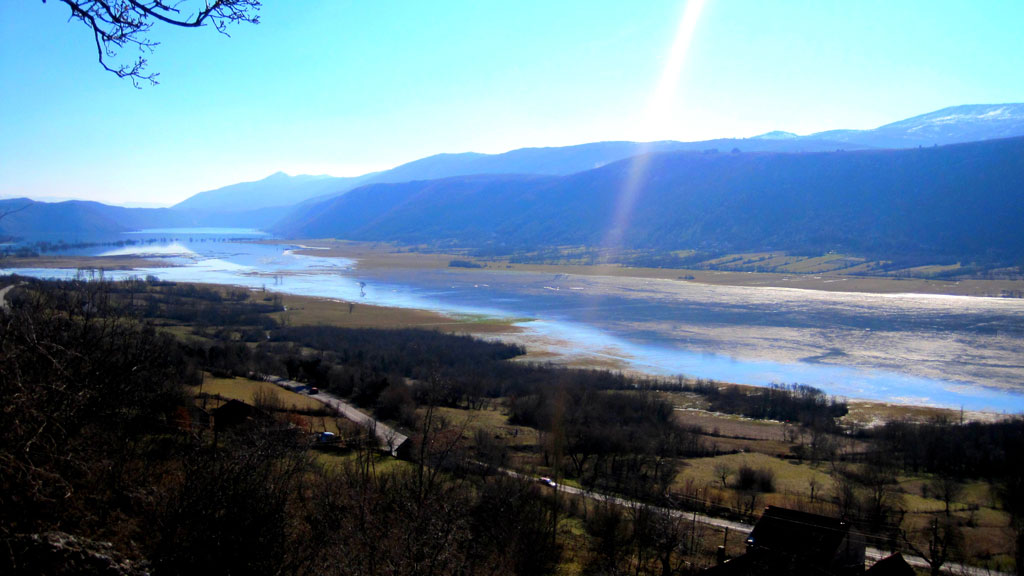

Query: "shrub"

xmin=735 ymin=464 xmax=776 ymax=493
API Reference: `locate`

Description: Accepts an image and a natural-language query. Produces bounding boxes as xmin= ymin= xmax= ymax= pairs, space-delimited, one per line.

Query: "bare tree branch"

xmin=47 ymin=0 xmax=260 ymax=87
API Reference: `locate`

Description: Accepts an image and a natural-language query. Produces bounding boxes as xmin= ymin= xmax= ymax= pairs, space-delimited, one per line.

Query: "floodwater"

xmin=5 ymin=230 xmax=1024 ymax=412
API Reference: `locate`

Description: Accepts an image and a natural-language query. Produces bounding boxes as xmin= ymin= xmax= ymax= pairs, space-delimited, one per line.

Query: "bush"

xmin=735 ymin=464 xmax=775 ymax=492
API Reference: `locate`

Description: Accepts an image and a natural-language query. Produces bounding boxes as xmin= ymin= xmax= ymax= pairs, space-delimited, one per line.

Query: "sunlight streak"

xmin=642 ymin=0 xmax=707 ymax=140
xmin=601 ymin=0 xmax=707 ymax=262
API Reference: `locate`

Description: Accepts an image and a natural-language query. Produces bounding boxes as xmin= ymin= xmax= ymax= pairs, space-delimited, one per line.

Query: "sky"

xmin=2 ymin=0 xmax=1023 ymax=206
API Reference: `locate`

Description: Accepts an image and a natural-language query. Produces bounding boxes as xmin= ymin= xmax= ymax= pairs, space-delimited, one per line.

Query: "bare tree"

xmin=929 ymin=474 xmax=964 ymax=518
xmin=713 ymin=462 xmax=734 ymax=489
xmin=902 ymin=516 xmax=963 ymax=576
xmin=47 ymin=0 xmax=261 ymax=86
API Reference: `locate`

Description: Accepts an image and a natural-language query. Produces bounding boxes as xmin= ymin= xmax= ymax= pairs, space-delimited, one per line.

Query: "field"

xmin=191 ymin=374 xmax=348 ymax=435
xmin=3 ymin=254 xmax=175 ymax=270
xmin=289 ymin=240 xmax=1024 ymax=298
xmin=271 ymin=291 xmax=522 ymax=335
xmin=8 ymin=275 xmax=1017 ymax=574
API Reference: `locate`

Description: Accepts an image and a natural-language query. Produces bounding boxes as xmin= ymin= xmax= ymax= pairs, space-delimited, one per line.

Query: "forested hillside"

xmin=276 ymin=136 xmax=1024 ymax=266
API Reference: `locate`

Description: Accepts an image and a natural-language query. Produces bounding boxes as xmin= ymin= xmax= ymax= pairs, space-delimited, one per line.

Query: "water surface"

xmin=5 ymin=231 xmax=1023 ymax=412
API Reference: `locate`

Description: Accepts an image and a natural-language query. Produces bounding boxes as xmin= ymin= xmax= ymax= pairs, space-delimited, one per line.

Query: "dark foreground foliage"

xmin=5 ymin=277 xmax=1021 ymax=575
xmin=0 ymin=278 xmax=563 ymax=575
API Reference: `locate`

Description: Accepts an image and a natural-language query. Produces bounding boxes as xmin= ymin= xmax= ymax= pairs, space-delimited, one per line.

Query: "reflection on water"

xmin=99 ymin=242 xmax=196 ymax=257
xmin=4 ymin=231 xmax=1024 ymax=412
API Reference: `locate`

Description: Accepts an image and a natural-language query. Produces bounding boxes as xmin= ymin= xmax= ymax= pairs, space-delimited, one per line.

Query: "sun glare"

xmin=640 ymin=0 xmax=707 ymax=141
xmin=603 ymin=0 xmax=707 ymax=259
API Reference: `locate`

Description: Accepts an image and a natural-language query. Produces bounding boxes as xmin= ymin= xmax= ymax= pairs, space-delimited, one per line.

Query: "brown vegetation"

xmin=2 ymin=276 xmax=1021 ymax=575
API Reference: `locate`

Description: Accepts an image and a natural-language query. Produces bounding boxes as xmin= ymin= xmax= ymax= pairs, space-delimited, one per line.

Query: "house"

xmin=211 ymin=399 xmax=260 ymax=431
xmin=864 ymin=553 xmax=915 ymax=576
xmin=704 ymin=506 xmax=865 ymax=576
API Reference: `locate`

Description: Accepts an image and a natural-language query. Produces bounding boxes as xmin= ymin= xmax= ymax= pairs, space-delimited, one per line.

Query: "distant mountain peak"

xmin=807 ymin=103 xmax=1024 ymax=148
xmin=753 ymin=131 xmax=799 ymax=140
xmin=881 ymin=103 xmax=1024 ymax=132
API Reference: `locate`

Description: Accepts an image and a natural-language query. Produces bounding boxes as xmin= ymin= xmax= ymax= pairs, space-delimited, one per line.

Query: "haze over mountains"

xmin=275 ymin=137 xmax=1024 ymax=265
xmin=3 ymin=104 xmax=1024 ymax=267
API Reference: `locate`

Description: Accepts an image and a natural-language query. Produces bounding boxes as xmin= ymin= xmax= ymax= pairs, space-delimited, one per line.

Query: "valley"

xmin=5 ymin=233 xmax=1024 ymax=412
xmin=6 ymin=3 xmax=1024 ymax=573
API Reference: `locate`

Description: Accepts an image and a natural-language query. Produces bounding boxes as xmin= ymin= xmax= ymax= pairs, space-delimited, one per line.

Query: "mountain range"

xmin=3 ymin=103 xmax=1024 ymax=267
xmin=273 ymin=136 xmax=1024 ymax=265
xmin=165 ymin=103 xmax=1024 ymax=220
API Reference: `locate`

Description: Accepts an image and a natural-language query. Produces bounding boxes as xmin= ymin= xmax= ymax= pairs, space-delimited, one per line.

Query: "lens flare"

xmin=601 ymin=0 xmax=707 ymax=262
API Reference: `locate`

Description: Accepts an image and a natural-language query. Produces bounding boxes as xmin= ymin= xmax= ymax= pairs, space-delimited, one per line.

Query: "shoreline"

xmin=248 ymin=288 xmax=1023 ymax=423
xmin=284 ymin=239 xmax=1024 ymax=299
xmin=3 ymin=271 xmax=1016 ymax=421
xmin=5 ymin=243 xmax=1022 ymax=415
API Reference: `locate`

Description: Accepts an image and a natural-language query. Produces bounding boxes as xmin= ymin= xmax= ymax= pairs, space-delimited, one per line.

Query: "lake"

xmin=5 ymin=229 xmax=1024 ymax=412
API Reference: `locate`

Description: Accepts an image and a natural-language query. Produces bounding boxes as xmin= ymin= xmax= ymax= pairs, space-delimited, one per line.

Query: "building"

xmin=704 ymin=506 xmax=865 ymax=576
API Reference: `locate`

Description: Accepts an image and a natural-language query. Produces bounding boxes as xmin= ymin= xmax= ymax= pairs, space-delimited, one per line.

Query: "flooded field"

xmin=5 ymin=231 xmax=1024 ymax=412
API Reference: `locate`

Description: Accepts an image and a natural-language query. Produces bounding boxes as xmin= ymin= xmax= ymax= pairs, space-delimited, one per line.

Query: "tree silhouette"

xmin=49 ymin=0 xmax=261 ymax=86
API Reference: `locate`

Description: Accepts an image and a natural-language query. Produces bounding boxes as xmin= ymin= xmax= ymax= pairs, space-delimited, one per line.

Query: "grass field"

xmin=3 ymin=255 xmax=176 ymax=270
xmin=289 ymin=240 xmax=1024 ymax=297
xmin=192 ymin=375 xmax=347 ymax=435
xmin=272 ymin=292 xmax=522 ymax=335
xmin=677 ymin=451 xmax=834 ymax=497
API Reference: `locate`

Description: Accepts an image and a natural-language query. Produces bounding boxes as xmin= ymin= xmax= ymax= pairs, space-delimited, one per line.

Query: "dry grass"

xmin=3 ymin=255 xmax=177 ymax=270
xmin=675 ymin=409 xmax=789 ymax=442
xmin=194 ymin=375 xmax=352 ymax=435
xmin=842 ymin=400 xmax=1005 ymax=428
xmin=315 ymin=450 xmax=415 ymax=474
xmin=273 ymin=292 xmax=522 ymax=335
xmin=894 ymin=263 xmax=963 ymax=277
xmin=424 ymin=404 xmax=541 ymax=450
xmin=289 ymin=240 xmax=1024 ymax=297
xmin=776 ymin=254 xmax=853 ymax=273
xmin=677 ymin=452 xmax=832 ymax=496
xmin=196 ymin=375 xmax=325 ymax=411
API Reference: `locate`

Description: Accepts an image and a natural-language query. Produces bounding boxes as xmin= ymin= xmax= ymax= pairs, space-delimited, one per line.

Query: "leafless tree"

xmin=713 ymin=462 xmax=734 ymax=489
xmin=902 ymin=516 xmax=963 ymax=576
xmin=48 ymin=0 xmax=261 ymax=86
xmin=929 ymin=474 xmax=964 ymax=518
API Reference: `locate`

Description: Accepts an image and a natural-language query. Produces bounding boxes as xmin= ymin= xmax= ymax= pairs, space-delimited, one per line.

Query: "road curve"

xmin=0 ymin=282 xmax=20 ymax=312
xmin=265 ymin=376 xmax=409 ymax=456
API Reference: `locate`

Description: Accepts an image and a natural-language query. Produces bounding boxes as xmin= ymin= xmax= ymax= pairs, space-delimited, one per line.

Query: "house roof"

xmin=746 ymin=506 xmax=851 ymax=566
xmin=865 ymin=553 xmax=915 ymax=576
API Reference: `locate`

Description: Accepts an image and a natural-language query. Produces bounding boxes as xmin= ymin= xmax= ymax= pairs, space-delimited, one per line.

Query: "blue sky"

xmin=2 ymin=0 xmax=1023 ymax=206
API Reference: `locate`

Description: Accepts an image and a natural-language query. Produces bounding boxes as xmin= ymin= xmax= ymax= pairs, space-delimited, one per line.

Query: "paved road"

xmin=0 ymin=282 xmax=19 ymax=312
xmin=265 ymin=376 xmax=409 ymax=456
xmin=257 ymin=379 xmax=1007 ymax=576
xmin=536 ymin=478 xmax=1007 ymax=576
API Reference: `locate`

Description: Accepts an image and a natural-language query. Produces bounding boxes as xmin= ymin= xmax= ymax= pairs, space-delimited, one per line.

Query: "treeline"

xmin=203 ymin=323 xmax=707 ymax=495
xmin=0 ymin=278 xmax=563 ymax=575
xmin=870 ymin=418 xmax=1024 ymax=479
xmin=4 ymin=277 xmax=854 ymax=436
xmin=512 ymin=385 xmax=707 ymax=495
xmin=695 ymin=382 xmax=848 ymax=429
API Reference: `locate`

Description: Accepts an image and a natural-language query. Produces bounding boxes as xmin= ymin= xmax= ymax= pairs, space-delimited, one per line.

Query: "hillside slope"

xmin=276 ymin=137 xmax=1024 ymax=265
xmin=805 ymin=104 xmax=1024 ymax=149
